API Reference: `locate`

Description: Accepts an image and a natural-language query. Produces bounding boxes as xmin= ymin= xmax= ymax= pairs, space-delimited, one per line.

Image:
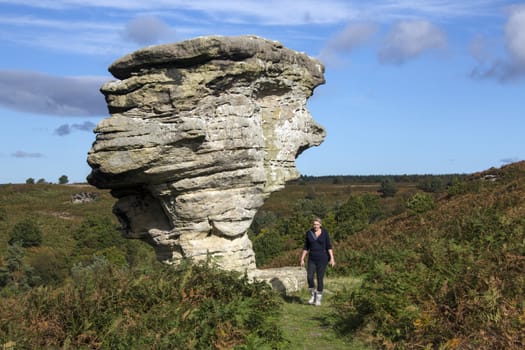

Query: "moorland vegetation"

xmin=1 ymin=163 xmax=524 ymax=349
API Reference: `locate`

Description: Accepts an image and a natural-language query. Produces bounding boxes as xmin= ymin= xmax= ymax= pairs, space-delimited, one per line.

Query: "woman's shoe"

xmin=308 ymin=288 xmax=316 ymax=304
xmin=315 ymin=292 xmax=322 ymax=306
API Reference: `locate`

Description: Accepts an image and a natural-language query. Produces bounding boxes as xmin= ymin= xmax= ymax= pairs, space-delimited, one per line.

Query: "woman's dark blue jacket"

xmin=303 ymin=228 xmax=332 ymax=262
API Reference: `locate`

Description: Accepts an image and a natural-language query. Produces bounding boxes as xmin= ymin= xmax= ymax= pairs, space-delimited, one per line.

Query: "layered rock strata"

xmin=87 ymin=35 xmax=325 ymax=272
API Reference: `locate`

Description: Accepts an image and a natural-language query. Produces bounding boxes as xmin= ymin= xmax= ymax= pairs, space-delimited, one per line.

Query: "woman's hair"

xmin=313 ymin=217 xmax=322 ymax=226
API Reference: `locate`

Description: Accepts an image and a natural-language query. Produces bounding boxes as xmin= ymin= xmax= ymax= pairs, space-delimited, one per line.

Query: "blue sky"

xmin=1 ymin=0 xmax=524 ymax=184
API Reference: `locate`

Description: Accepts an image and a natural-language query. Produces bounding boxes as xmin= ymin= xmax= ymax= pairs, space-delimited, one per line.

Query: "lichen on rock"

xmin=87 ymin=35 xmax=325 ymax=273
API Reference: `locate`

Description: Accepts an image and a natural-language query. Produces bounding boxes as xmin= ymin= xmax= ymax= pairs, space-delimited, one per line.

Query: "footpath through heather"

xmin=277 ymin=276 xmax=372 ymax=350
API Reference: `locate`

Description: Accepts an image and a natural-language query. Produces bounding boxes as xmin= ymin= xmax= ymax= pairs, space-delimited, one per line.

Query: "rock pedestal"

xmin=87 ymin=35 xmax=325 ymax=272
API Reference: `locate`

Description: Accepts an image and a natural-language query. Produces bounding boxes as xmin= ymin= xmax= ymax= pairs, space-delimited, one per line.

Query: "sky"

xmin=1 ymin=0 xmax=524 ymax=184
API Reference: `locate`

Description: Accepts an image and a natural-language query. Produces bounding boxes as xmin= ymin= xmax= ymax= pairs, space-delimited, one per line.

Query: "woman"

xmin=300 ymin=217 xmax=335 ymax=306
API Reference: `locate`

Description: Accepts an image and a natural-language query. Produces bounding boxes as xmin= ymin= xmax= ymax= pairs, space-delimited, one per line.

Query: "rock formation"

xmin=71 ymin=192 xmax=100 ymax=204
xmin=87 ymin=35 xmax=325 ymax=274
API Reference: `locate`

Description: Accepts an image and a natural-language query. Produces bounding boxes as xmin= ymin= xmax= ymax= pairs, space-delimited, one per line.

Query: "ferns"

xmin=330 ymin=168 xmax=525 ymax=349
xmin=0 ymin=259 xmax=284 ymax=349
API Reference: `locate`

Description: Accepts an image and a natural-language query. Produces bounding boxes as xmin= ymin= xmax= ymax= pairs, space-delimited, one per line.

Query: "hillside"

xmin=0 ymin=164 xmax=523 ymax=349
xmin=270 ymin=161 xmax=525 ymax=349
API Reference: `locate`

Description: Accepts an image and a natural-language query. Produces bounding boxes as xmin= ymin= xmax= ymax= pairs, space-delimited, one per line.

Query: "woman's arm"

xmin=324 ymin=231 xmax=335 ymax=267
xmin=328 ymin=248 xmax=335 ymax=267
xmin=300 ymin=230 xmax=311 ymax=267
xmin=300 ymin=249 xmax=308 ymax=267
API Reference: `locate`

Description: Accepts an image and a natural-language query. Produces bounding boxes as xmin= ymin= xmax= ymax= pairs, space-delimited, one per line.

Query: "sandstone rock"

xmin=87 ymin=35 xmax=325 ymax=272
xmin=249 ymin=267 xmax=307 ymax=294
xmin=71 ymin=192 xmax=100 ymax=204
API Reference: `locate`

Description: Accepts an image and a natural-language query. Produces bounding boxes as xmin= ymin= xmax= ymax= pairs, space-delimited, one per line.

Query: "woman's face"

xmin=313 ymin=220 xmax=321 ymax=228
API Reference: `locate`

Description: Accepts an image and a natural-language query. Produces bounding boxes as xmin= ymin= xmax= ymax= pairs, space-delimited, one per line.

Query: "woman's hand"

xmin=329 ymin=258 xmax=335 ymax=267
xmin=300 ymin=250 xmax=307 ymax=268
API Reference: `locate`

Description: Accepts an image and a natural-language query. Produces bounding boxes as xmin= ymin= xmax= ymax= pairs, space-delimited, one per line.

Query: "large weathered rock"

xmin=87 ymin=35 xmax=325 ymax=272
xmin=249 ymin=267 xmax=307 ymax=294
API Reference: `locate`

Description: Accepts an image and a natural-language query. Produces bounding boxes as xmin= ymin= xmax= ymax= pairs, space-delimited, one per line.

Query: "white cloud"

xmin=0 ymin=15 xmax=118 ymax=31
xmin=378 ymin=20 xmax=447 ymax=64
xmin=0 ymin=0 xmax=510 ymax=58
xmin=0 ymin=15 xmax=137 ymax=56
xmin=470 ymin=5 xmax=525 ymax=82
xmin=1 ymin=0 xmax=504 ymax=26
xmin=55 ymin=121 xmax=96 ymax=136
xmin=319 ymin=22 xmax=378 ymax=65
xmin=325 ymin=22 xmax=378 ymax=53
xmin=1 ymin=0 xmax=356 ymax=25
xmin=122 ymin=16 xmax=176 ymax=45
xmin=12 ymin=151 xmax=44 ymax=158
xmin=360 ymin=0 xmax=501 ymax=19
xmin=469 ymin=36 xmax=493 ymax=63
xmin=0 ymin=71 xmax=108 ymax=116
xmin=506 ymin=5 xmax=525 ymax=67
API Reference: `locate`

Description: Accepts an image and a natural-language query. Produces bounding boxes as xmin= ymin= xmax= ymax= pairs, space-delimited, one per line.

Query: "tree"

xmin=58 ymin=175 xmax=69 ymax=184
xmin=378 ymin=178 xmax=398 ymax=198
xmin=36 ymin=178 xmax=46 ymax=184
xmin=25 ymin=178 xmax=35 ymax=184
xmin=417 ymin=176 xmax=445 ymax=193
xmin=251 ymin=210 xmax=278 ymax=235
xmin=332 ymin=176 xmax=344 ymax=185
xmin=251 ymin=228 xmax=286 ymax=267
xmin=333 ymin=194 xmax=382 ymax=240
xmin=8 ymin=219 xmax=43 ymax=247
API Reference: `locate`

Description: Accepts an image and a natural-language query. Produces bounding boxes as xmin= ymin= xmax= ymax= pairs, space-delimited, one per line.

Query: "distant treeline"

xmin=296 ymin=173 xmax=469 ymax=184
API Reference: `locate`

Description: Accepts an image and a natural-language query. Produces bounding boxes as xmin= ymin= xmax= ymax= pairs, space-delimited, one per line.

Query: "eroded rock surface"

xmin=87 ymin=35 xmax=325 ymax=272
xmin=249 ymin=267 xmax=307 ymax=294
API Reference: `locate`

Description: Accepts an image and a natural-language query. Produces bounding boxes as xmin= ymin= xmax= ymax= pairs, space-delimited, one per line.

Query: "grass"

xmin=0 ymin=183 xmax=116 ymax=256
xmin=278 ymin=276 xmax=372 ymax=350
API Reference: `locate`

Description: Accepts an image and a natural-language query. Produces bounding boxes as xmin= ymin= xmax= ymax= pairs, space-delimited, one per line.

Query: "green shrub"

xmin=0 ymin=243 xmax=39 ymax=294
xmin=447 ymin=176 xmax=483 ymax=197
xmin=447 ymin=176 xmax=467 ymax=196
xmin=70 ymin=216 xmax=157 ymax=271
xmin=93 ymin=246 xmax=128 ymax=267
xmin=27 ymin=247 xmax=69 ymax=286
xmin=406 ymin=192 xmax=435 ymax=215
xmin=331 ymin=204 xmax=525 ymax=349
xmin=71 ymin=216 xmax=125 ymax=262
xmin=332 ymin=260 xmax=427 ymax=341
xmin=0 ymin=259 xmax=284 ymax=349
xmin=8 ymin=219 xmax=42 ymax=247
xmin=251 ymin=228 xmax=287 ymax=267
